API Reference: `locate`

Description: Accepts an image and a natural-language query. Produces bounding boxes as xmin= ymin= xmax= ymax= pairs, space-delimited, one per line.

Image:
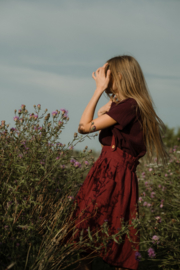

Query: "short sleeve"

xmin=105 ymin=98 xmax=137 ymax=130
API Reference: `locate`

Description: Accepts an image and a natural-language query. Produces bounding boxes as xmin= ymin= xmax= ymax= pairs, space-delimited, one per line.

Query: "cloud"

xmin=0 ymin=64 xmax=93 ymax=96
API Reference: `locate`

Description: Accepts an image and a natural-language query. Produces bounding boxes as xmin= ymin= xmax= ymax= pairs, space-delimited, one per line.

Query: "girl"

xmin=68 ymin=55 xmax=169 ymax=270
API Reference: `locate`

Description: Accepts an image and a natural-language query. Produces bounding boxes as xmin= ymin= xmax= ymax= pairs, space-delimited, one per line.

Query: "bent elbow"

xmin=78 ymin=124 xmax=86 ymax=134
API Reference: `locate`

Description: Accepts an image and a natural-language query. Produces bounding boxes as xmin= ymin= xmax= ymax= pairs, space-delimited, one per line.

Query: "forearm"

xmin=78 ymin=88 xmax=102 ymax=132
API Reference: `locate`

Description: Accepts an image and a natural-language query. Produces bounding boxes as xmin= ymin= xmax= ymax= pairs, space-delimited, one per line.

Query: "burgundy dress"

xmin=65 ymin=98 xmax=146 ymax=270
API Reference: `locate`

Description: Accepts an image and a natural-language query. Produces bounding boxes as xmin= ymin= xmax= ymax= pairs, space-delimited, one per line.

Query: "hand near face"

xmin=92 ymin=63 xmax=111 ymax=93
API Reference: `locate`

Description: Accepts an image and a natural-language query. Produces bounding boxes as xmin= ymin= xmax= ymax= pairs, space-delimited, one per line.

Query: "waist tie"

xmin=110 ymin=134 xmax=139 ymax=173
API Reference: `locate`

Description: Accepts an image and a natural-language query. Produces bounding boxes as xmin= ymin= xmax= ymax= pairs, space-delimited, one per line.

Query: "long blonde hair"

xmin=105 ymin=55 xmax=170 ymax=166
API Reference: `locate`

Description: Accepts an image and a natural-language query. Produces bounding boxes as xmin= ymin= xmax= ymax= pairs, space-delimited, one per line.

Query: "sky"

xmin=0 ymin=0 xmax=180 ymax=153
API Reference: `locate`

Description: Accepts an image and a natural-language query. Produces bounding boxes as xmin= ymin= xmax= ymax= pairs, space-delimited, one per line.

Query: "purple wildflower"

xmin=13 ymin=116 xmax=19 ymax=121
xmin=135 ymin=251 xmax=142 ymax=261
xmin=151 ymin=192 xmax=155 ymax=198
xmin=155 ymin=216 xmax=162 ymax=223
xmin=60 ymin=108 xmax=68 ymax=115
xmin=149 ymin=168 xmax=153 ymax=172
xmin=160 ymin=199 xmax=164 ymax=208
xmin=70 ymin=158 xmax=76 ymax=163
xmin=143 ymin=201 xmax=148 ymax=206
xmin=158 ymin=184 xmax=162 ymax=188
xmin=139 ymin=197 xmax=143 ymax=203
xmin=144 ymin=181 xmax=149 ymax=187
xmin=58 ymin=121 xmax=63 ymax=126
xmin=10 ymin=127 xmax=16 ymax=132
xmin=147 ymin=203 xmax=151 ymax=207
xmin=148 ymin=247 xmax=156 ymax=258
xmin=52 ymin=111 xmax=58 ymax=117
xmin=34 ymin=114 xmax=38 ymax=120
xmin=74 ymin=161 xmax=81 ymax=168
xmin=37 ymin=104 xmax=41 ymax=109
xmin=56 ymin=156 xmax=60 ymax=160
xmin=142 ymin=172 xmax=145 ymax=177
xmin=60 ymin=165 xmax=66 ymax=169
xmin=152 ymin=235 xmax=160 ymax=245
xmin=68 ymin=145 xmax=74 ymax=150
xmin=165 ymin=174 xmax=168 ymax=177
xmin=56 ymin=142 xmax=63 ymax=146
xmin=84 ymin=161 xmax=89 ymax=166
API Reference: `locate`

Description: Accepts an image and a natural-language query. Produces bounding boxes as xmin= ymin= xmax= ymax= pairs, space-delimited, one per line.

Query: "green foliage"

xmin=0 ymin=105 xmax=180 ymax=270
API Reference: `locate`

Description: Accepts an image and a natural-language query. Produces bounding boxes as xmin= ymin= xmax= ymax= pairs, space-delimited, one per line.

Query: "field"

xmin=0 ymin=105 xmax=180 ymax=270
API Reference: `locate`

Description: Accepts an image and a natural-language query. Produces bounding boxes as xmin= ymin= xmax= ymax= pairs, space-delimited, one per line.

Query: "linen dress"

xmin=65 ymin=98 xmax=146 ymax=270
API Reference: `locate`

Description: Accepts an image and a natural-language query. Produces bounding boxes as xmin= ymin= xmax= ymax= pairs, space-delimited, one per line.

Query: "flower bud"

xmin=21 ymin=104 xmax=26 ymax=110
xmin=37 ymin=104 xmax=41 ymax=109
xmin=33 ymin=105 xmax=36 ymax=108
xmin=85 ymin=146 xmax=88 ymax=149
xmin=14 ymin=110 xmax=17 ymax=113
xmin=1 ymin=120 xmax=5 ymax=126
xmin=74 ymin=132 xmax=77 ymax=138
xmin=88 ymin=150 xmax=92 ymax=153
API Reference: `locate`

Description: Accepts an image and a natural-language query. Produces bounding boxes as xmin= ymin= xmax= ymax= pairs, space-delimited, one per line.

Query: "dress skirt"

xmin=65 ymin=135 xmax=140 ymax=270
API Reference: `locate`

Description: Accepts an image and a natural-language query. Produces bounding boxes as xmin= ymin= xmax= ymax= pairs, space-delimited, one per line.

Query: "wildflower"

xmin=151 ymin=192 xmax=155 ymax=198
xmin=84 ymin=161 xmax=89 ymax=166
xmin=34 ymin=114 xmax=38 ymax=120
xmin=143 ymin=202 xmax=148 ymax=206
xmin=63 ymin=113 xmax=68 ymax=119
xmin=155 ymin=216 xmax=162 ymax=223
xmin=18 ymin=109 xmax=22 ymax=114
xmin=13 ymin=116 xmax=19 ymax=121
xmin=68 ymin=145 xmax=74 ymax=150
xmin=158 ymin=184 xmax=162 ymax=188
xmin=21 ymin=104 xmax=26 ymax=110
xmin=74 ymin=161 xmax=81 ymax=168
xmin=162 ymin=186 xmax=165 ymax=191
xmin=139 ymin=197 xmax=143 ymax=203
xmin=52 ymin=111 xmax=58 ymax=117
xmin=142 ymin=172 xmax=145 ymax=177
xmin=10 ymin=127 xmax=16 ymax=132
xmin=160 ymin=199 xmax=164 ymax=208
xmin=74 ymin=132 xmax=77 ymax=138
xmin=58 ymin=121 xmax=63 ymax=126
xmin=149 ymin=168 xmax=152 ymax=172
xmin=148 ymin=247 xmax=156 ymax=258
xmin=152 ymin=235 xmax=160 ymax=244
xmin=70 ymin=158 xmax=76 ymax=163
xmin=56 ymin=157 xmax=60 ymax=160
xmin=60 ymin=108 xmax=68 ymax=115
xmin=135 ymin=251 xmax=142 ymax=261
xmin=170 ymin=172 xmax=173 ymax=175
xmin=37 ymin=104 xmax=41 ymax=109
xmin=60 ymin=165 xmax=66 ymax=169
xmin=165 ymin=174 xmax=168 ymax=177
xmin=143 ymin=192 xmax=146 ymax=197
xmin=68 ymin=196 xmax=74 ymax=201
xmin=147 ymin=203 xmax=151 ymax=207
xmin=144 ymin=181 xmax=149 ymax=186
xmin=1 ymin=120 xmax=5 ymax=126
